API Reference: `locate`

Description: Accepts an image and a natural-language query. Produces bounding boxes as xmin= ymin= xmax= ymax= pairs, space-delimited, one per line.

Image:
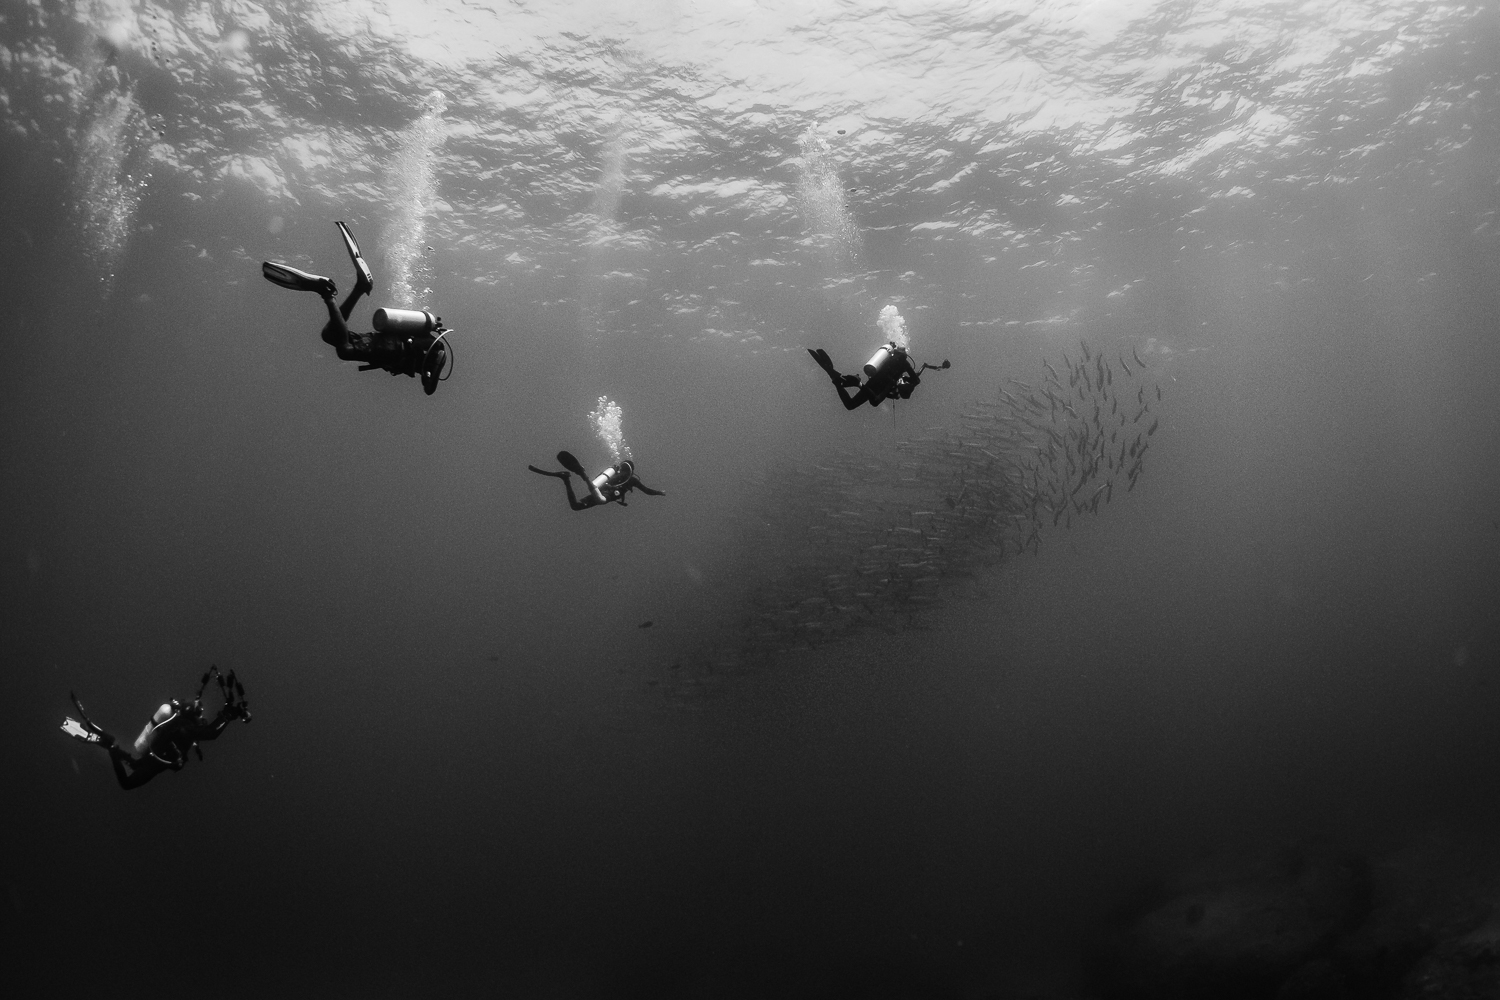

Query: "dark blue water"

xmin=3 ymin=2 xmax=1500 ymax=996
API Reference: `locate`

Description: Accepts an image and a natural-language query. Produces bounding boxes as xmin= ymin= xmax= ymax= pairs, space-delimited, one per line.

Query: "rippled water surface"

xmin=4 ymin=1 xmax=1500 ymax=996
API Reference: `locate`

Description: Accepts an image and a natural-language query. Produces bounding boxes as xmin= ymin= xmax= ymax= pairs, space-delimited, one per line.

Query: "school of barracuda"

xmin=688 ymin=341 xmax=1165 ymax=670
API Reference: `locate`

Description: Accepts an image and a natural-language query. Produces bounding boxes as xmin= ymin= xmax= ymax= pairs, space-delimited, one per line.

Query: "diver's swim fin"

xmin=66 ymin=692 xmax=112 ymax=746
xmin=556 ymin=451 xmax=589 ymax=479
xmin=335 ymin=221 xmax=374 ymax=294
xmin=809 ymin=348 xmax=850 ymax=386
xmin=263 ymin=261 xmax=335 ymax=295
xmin=70 ymin=691 xmax=98 ymax=730
xmin=61 ymin=718 xmax=101 ymax=744
xmin=528 ymin=465 xmax=568 ymax=479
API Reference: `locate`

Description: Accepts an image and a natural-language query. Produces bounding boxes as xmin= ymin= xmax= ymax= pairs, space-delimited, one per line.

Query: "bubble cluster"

xmin=381 ymin=91 xmax=448 ymax=309
xmin=876 ymin=304 xmax=909 ymax=350
xmin=589 ymin=396 xmax=631 ymax=464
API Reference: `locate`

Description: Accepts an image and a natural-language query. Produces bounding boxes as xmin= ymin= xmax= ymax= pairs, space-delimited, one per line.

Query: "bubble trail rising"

xmin=581 ymin=119 xmax=632 ymax=344
xmin=382 ymin=90 xmax=447 ymax=309
xmin=75 ymin=84 xmax=149 ymax=292
xmin=795 ymin=129 xmax=861 ymax=268
xmin=590 ymin=396 xmax=632 ymax=464
xmin=876 ymin=304 xmax=909 ymax=349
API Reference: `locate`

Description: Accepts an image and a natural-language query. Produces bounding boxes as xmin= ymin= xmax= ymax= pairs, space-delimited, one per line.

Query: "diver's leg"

xmin=834 ymin=383 xmax=868 ymax=410
xmin=320 ymin=293 xmax=351 ymax=351
xmin=560 ymin=476 xmax=590 ymax=511
xmin=809 ymin=350 xmax=865 ymax=409
xmin=108 ymin=748 xmax=154 ymax=790
xmin=528 ymin=466 xmax=586 ymax=508
xmin=338 ymin=284 xmax=366 ymax=323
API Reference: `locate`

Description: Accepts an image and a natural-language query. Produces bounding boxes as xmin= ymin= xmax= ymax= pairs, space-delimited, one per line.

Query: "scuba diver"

xmin=528 ymin=451 xmax=666 ymax=510
xmin=807 ymin=342 xmax=950 ymax=410
xmin=262 ymin=221 xmax=452 ymax=394
xmin=61 ymin=667 xmax=251 ymax=791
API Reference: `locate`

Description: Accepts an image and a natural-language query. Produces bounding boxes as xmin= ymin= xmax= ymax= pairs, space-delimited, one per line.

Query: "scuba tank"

xmin=863 ymin=343 xmax=895 ymax=378
xmin=588 ymin=461 xmax=634 ymax=503
xmin=372 ymin=308 xmax=439 ymax=335
xmin=134 ymin=702 xmax=180 ymax=756
xmin=371 ymin=308 xmax=448 ymax=388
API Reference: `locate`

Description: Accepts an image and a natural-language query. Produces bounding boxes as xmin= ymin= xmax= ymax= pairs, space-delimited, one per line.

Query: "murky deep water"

xmin=3 ymin=1 xmax=1500 ymax=996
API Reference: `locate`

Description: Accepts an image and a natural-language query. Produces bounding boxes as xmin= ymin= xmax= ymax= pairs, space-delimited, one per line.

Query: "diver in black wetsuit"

xmin=62 ymin=667 xmax=251 ymax=790
xmin=808 ymin=343 xmax=949 ymax=410
xmin=262 ymin=222 xmax=452 ymax=395
xmin=528 ymin=451 xmax=666 ymax=510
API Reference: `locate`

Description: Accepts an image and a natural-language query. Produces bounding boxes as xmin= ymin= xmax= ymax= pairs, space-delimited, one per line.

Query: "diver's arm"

xmin=629 ymin=477 xmax=666 ymax=497
xmin=185 ymin=713 xmax=232 ymax=742
xmin=202 ymin=698 xmax=251 ymax=736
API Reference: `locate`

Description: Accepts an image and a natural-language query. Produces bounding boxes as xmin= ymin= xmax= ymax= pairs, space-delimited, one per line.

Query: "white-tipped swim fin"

xmin=62 ymin=718 xmax=101 ymax=743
